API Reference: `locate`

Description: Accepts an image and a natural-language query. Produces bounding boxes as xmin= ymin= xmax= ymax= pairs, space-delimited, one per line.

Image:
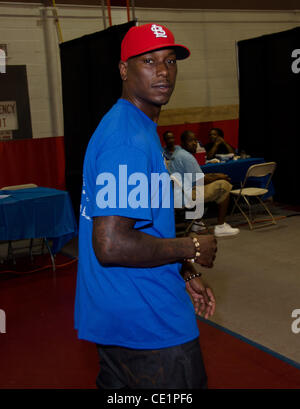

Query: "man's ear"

xmin=119 ymin=61 xmax=128 ymax=81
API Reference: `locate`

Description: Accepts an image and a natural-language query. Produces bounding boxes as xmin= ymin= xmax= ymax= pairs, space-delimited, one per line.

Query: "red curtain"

xmin=0 ymin=118 xmax=238 ymax=192
xmin=158 ymin=119 xmax=239 ymax=149
xmin=0 ymin=137 xmax=66 ymax=190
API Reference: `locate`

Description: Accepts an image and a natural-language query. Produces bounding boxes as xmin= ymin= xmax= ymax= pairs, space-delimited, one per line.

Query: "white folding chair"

xmin=230 ymin=162 xmax=277 ymax=230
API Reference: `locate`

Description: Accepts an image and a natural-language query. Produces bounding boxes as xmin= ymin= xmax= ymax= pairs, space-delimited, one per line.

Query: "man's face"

xmin=183 ymin=132 xmax=198 ymax=154
xmin=164 ymin=132 xmax=175 ymax=150
xmin=120 ymin=48 xmax=177 ymax=108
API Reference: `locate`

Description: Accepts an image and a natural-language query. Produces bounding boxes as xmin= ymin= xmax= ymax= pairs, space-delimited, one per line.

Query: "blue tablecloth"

xmin=201 ymin=157 xmax=275 ymax=198
xmin=0 ymin=187 xmax=77 ymax=254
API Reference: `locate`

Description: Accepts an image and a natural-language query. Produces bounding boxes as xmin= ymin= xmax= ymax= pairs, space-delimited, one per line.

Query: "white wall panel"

xmin=135 ymin=8 xmax=299 ymax=110
xmin=0 ymin=3 xmax=299 ymax=137
xmin=0 ymin=4 xmax=51 ymax=138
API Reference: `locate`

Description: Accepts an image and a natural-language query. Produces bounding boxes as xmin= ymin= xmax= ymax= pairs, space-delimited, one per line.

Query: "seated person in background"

xmin=163 ymin=130 xmax=181 ymax=160
xmin=168 ymin=130 xmax=239 ymax=237
xmin=163 ymin=129 xmax=204 ymax=159
xmin=205 ymin=128 xmax=235 ymax=160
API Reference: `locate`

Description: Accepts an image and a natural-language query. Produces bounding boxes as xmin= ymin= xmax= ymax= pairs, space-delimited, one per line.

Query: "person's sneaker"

xmin=214 ymin=223 xmax=240 ymax=237
xmin=190 ymin=220 xmax=207 ymax=233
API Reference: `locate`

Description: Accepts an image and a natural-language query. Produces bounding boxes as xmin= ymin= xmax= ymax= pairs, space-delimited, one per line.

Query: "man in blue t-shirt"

xmin=74 ymin=23 xmax=217 ymax=389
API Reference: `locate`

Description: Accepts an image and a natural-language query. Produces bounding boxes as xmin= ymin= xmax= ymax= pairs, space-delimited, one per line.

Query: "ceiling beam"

xmin=1 ymin=0 xmax=299 ymax=10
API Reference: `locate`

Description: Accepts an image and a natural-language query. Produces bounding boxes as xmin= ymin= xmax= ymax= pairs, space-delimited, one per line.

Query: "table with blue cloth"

xmin=0 ymin=187 xmax=77 ymax=257
xmin=201 ymin=157 xmax=275 ymax=199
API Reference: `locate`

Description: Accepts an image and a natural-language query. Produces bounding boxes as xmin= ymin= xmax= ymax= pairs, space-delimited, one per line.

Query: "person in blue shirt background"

xmin=74 ymin=23 xmax=217 ymax=389
xmin=168 ymin=130 xmax=240 ymax=237
xmin=163 ymin=130 xmax=181 ymax=160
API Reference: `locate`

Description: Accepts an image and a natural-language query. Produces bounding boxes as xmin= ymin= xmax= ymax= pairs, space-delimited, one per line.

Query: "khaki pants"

xmin=193 ymin=180 xmax=232 ymax=205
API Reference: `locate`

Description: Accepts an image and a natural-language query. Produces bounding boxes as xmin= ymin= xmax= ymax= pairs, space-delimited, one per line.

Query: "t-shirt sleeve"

xmin=90 ymin=145 xmax=153 ymax=227
xmin=181 ymin=153 xmax=202 ymax=175
xmin=182 ymin=152 xmax=203 ymax=187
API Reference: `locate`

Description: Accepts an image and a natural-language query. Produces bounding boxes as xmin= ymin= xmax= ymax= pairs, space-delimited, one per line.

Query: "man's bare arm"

xmin=206 ymin=137 xmax=234 ymax=159
xmin=92 ymin=216 xmax=217 ymax=268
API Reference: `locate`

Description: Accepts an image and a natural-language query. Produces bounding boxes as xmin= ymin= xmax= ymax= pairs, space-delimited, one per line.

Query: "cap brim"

xmin=127 ymin=44 xmax=191 ymax=61
xmin=172 ymin=44 xmax=191 ymax=60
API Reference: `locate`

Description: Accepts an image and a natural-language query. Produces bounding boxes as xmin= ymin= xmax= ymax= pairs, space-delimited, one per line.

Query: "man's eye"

xmin=167 ymin=59 xmax=177 ymax=64
xmin=144 ymin=58 xmax=153 ymax=64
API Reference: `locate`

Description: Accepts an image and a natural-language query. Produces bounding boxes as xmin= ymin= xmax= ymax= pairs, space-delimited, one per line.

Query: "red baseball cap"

xmin=121 ymin=23 xmax=190 ymax=61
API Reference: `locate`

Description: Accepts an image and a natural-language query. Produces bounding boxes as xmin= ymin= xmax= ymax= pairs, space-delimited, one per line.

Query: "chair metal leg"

xmin=41 ymin=238 xmax=45 ymax=255
xmin=256 ymin=196 xmax=277 ymax=225
xmin=7 ymin=241 xmax=16 ymax=264
xmin=185 ymin=219 xmax=196 ymax=235
xmin=29 ymin=238 xmax=34 ymax=261
xmin=232 ymin=195 xmax=276 ymax=230
xmin=235 ymin=198 xmax=254 ymax=230
xmin=43 ymin=238 xmax=56 ymax=272
xmin=242 ymin=195 xmax=252 ymax=221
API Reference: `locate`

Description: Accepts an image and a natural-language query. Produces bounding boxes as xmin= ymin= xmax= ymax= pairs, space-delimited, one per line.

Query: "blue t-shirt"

xmin=168 ymin=146 xmax=203 ymax=188
xmin=163 ymin=145 xmax=181 ymax=161
xmin=74 ymin=99 xmax=199 ymax=349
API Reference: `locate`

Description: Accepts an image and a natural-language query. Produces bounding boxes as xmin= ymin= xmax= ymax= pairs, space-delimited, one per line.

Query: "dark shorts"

xmin=96 ymin=338 xmax=207 ymax=389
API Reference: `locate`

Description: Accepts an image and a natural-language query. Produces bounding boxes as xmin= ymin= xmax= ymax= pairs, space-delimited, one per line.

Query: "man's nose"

xmin=156 ymin=61 xmax=168 ymax=76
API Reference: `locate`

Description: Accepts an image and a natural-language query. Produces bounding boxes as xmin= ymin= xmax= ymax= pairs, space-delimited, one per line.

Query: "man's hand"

xmin=189 ymin=232 xmax=217 ymax=268
xmin=185 ymin=275 xmax=216 ymax=318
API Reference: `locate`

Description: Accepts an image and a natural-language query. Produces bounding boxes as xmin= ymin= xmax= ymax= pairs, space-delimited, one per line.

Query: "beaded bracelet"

xmin=185 ymin=237 xmax=201 ymax=263
xmin=185 ymin=272 xmax=202 ymax=282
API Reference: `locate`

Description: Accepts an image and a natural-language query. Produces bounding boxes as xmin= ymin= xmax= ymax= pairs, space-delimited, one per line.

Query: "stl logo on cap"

xmin=120 ymin=23 xmax=190 ymax=61
xmin=151 ymin=24 xmax=167 ymax=38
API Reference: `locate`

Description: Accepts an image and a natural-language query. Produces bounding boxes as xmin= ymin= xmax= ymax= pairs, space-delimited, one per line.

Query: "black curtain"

xmin=60 ymin=21 xmax=136 ymax=217
xmin=238 ymin=27 xmax=300 ymax=204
